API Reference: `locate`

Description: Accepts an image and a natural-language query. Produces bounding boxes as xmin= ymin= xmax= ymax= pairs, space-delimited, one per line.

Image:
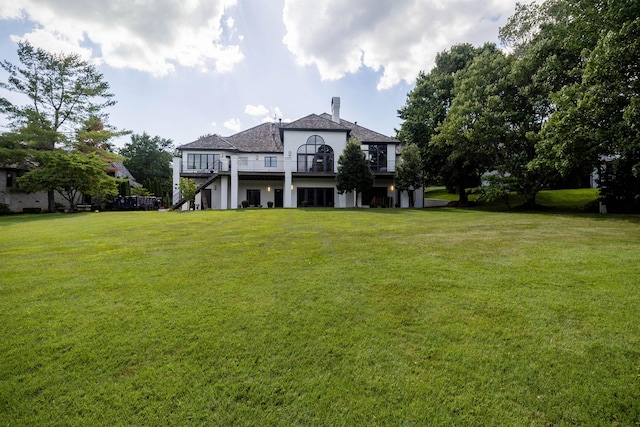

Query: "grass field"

xmin=1 ymin=205 xmax=639 ymax=425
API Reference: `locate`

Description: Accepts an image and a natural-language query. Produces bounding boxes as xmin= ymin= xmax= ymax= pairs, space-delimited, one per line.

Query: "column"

xmin=230 ymin=156 xmax=239 ymax=209
xmin=284 ymin=171 xmax=292 ymax=208
xmin=220 ymin=176 xmax=229 ymax=210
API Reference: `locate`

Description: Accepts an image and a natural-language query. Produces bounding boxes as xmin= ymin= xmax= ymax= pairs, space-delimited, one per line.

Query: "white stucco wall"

xmin=282 ymin=130 xmax=348 ymax=175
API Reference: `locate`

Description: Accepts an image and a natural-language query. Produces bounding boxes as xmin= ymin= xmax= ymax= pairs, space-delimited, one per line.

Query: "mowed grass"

xmin=1 ymin=208 xmax=639 ymax=425
xmin=425 ymin=187 xmax=600 ymax=212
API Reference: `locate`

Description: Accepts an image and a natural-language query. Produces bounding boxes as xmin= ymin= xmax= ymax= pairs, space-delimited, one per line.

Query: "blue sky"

xmin=0 ymin=0 xmax=523 ymax=149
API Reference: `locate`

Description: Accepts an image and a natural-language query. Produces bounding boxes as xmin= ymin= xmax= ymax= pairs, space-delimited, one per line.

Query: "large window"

xmin=187 ymin=153 xmax=219 ymax=171
xmin=265 ymin=156 xmax=277 ymax=167
xmin=297 ymin=135 xmax=334 ymax=173
xmin=297 ymin=188 xmax=334 ymax=207
xmin=368 ymin=144 xmax=388 ymax=172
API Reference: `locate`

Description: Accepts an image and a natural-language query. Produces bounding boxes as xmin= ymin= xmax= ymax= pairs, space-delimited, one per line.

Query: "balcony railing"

xmin=178 ymin=158 xmax=398 ymax=175
xmin=179 ymin=159 xmax=285 ymax=175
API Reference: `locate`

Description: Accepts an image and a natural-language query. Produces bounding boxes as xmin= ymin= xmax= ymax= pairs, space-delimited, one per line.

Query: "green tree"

xmin=542 ymin=17 xmax=640 ymax=210
xmin=120 ymin=132 xmax=173 ymax=197
xmin=178 ymin=177 xmax=197 ymax=210
xmin=0 ymin=41 xmax=116 ymax=212
xmin=17 ymin=151 xmax=118 ymax=211
xmin=395 ymin=143 xmax=423 ymax=207
xmin=336 ymin=138 xmax=373 ymax=207
xmin=505 ymin=0 xmax=639 ymax=209
xmin=397 ymin=44 xmax=479 ymax=202
xmin=73 ymin=115 xmax=127 ymax=160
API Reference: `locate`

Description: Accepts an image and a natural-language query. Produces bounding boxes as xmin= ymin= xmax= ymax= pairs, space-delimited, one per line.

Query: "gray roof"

xmin=225 ymin=122 xmax=283 ymax=153
xmin=110 ymin=162 xmax=142 ymax=186
xmin=319 ymin=113 xmax=399 ymax=143
xmin=177 ymin=112 xmax=398 ymax=154
xmin=283 ymin=114 xmax=351 ymax=132
xmin=178 ymin=134 xmax=236 ymax=151
xmin=177 ymin=124 xmax=282 ymax=153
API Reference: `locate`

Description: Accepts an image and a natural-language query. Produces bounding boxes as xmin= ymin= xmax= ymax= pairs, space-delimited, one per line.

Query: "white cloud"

xmin=245 ymin=104 xmax=269 ymax=117
xmin=283 ymin=0 xmax=521 ymax=89
xmin=245 ymin=105 xmax=285 ymax=124
xmin=223 ymin=118 xmax=241 ymax=132
xmin=0 ymin=0 xmax=244 ymax=76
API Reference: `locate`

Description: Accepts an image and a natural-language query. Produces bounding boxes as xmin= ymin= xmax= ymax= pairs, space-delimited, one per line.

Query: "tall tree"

xmin=395 ymin=143 xmax=423 ymax=207
xmin=397 ymin=44 xmax=479 ymax=202
xmin=17 ymin=151 xmax=118 ymax=211
xmin=504 ymin=0 xmax=640 ymax=209
xmin=73 ymin=115 xmax=126 ymax=158
xmin=119 ymin=132 xmax=173 ymax=197
xmin=0 ymin=41 xmax=116 ymax=211
xmin=336 ymin=138 xmax=373 ymax=207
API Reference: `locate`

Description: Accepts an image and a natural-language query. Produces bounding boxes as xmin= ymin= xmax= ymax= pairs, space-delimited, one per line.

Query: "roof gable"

xmin=283 ymin=114 xmax=351 ymax=132
xmin=319 ymin=113 xmax=399 ymax=143
xmin=177 ymin=108 xmax=398 ymax=154
xmin=178 ymin=134 xmax=235 ymax=151
xmin=225 ymin=122 xmax=283 ymax=152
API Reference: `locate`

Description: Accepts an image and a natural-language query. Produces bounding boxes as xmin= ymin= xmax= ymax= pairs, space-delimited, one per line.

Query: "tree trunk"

xmin=47 ymin=189 xmax=57 ymax=213
xmin=523 ymin=195 xmax=537 ymax=209
xmin=408 ymin=190 xmax=415 ymax=208
xmin=458 ymin=187 xmax=469 ymax=207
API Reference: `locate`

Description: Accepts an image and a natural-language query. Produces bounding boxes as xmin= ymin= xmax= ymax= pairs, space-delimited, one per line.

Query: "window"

xmin=297 ymin=135 xmax=334 ymax=173
xmin=265 ymin=156 xmax=277 ymax=167
xmin=187 ymin=154 xmax=219 ymax=170
xmin=297 ymin=188 xmax=334 ymax=207
xmin=368 ymin=144 xmax=388 ymax=172
xmin=6 ymin=172 xmax=14 ymax=188
xmin=247 ymin=189 xmax=261 ymax=206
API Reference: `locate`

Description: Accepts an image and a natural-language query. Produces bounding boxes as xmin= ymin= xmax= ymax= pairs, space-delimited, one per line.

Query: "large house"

xmin=172 ymin=97 xmax=424 ymax=210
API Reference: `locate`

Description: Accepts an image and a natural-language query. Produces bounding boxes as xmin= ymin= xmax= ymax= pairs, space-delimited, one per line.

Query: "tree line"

xmin=397 ymin=0 xmax=639 ymax=211
xmin=0 ymin=42 xmax=173 ymax=212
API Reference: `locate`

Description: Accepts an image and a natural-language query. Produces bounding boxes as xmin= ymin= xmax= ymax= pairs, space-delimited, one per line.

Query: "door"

xmin=201 ymin=189 xmax=211 ymax=210
xmin=274 ymin=189 xmax=283 ymax=208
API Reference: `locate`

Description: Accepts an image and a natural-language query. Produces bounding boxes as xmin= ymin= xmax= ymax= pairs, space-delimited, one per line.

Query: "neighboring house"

xmin=172 ymin=97 xmax=424 ymax=210
xmin=108 ymin=162 xmax=143 ymax=188
xmin=0 ymin=160 xmax=141 ymax=213
xmin=0 ymin=165 xmax=69 ymax=213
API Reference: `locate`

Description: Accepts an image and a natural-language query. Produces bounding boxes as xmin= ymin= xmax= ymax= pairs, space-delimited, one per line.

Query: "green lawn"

xmin=1 ymin=208 xmax=639 ymax=425
xmin=425 ymin=187 xmax=600 ymax=211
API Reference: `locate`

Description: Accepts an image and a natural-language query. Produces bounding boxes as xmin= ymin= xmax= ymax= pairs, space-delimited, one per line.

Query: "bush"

xmin=0 ymin=203 xmax=11 ymax=215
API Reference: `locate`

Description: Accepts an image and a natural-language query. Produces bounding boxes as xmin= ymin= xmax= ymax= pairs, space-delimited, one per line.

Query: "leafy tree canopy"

xmin=17 ymin=151 xmax=118 ymax=211
xmin=1 ymin=41 xmax=116 ymax=146
xmin=336 ymin=138 xmax=373 ymax=207
xmin=0 ymin=41 xmax=118 ymax=212
xmin=119 ymin=132 xmax=174 ymax=197
xmin=395 ymin=143 xmax=423 ymax=207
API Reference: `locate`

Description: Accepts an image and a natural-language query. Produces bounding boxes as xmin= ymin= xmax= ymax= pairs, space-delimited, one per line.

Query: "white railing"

xmin=179 ymin=158 xmax=397 ymax=174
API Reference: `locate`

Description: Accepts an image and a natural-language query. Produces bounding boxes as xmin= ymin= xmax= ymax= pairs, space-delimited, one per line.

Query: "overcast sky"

xmin=0 ymin=0 xmax=522 ymax=149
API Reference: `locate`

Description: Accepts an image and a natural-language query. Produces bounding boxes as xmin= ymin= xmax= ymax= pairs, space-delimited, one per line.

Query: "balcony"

xmin=179 ymin=159 xmax=285 ymax=176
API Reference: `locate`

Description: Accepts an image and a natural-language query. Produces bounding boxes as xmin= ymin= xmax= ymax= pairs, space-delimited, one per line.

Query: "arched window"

xmin=297 ymin=136 xmax=334 ymax=173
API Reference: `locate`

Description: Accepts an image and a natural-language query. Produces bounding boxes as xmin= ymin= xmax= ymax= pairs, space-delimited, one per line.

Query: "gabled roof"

xmin=178 ymin=134 xmax=236 ymax=151
xmin=225 ymin=122 xmax=283 ymax=153
xmin=283 ymin=114 xmax=351 ymax=132
xmin=110 ymin=162 xmax=142 ymax=187
xmin=177 ymin=109 xmax=398 ymax=154
xmin=177 ymin=123 xmax=283 ymax=153
xmin=319 ymin=113 xmax=399 ymax=143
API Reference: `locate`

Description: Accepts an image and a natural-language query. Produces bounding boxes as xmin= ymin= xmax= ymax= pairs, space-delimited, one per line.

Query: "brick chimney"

xmin=331 ymin=97 xmax=341 ymax=123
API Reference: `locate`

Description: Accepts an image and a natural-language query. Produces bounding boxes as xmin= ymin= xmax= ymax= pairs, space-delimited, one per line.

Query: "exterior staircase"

xmin=171 ymin=172 xmax=219 ymax=210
